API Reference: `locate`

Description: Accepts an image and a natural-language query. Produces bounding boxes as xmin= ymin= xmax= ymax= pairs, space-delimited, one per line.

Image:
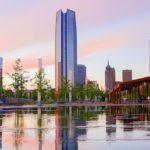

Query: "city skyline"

xmin=0 ymin=0 xmax=150 ymax=89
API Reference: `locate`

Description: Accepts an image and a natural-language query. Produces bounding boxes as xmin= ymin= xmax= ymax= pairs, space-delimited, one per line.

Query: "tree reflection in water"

xmin=13 ymin=111 xmax=24 ymax=150
xmin=5 ymin=105 xmax=150 ymax=150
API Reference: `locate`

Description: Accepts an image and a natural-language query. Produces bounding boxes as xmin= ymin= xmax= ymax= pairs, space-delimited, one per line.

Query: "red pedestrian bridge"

xmin=110 ymin=76 xmax=150 ymax=103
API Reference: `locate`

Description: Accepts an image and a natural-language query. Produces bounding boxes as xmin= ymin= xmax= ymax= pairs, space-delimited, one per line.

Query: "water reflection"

xmin=13 ymin=111 xmax=24 ymax=150
xmin=37 ymin=107 xmax=48 ymax=150
xmin=0 ymin=110 xmax=3 ymax=149
xmin=0 ymin=106 xmax=150 ymax=149
xmin=54 ymin=105 xmax=150 ymax=149
xmin=108 ymin=106 xmax=150 ymax=132
xmin=55 ymin=106 xmax=78 ymax=150
xmin=37 ymin=108 xmax=42 ymax=150
xmin=106 ymin=112 xmax=116 ymax=137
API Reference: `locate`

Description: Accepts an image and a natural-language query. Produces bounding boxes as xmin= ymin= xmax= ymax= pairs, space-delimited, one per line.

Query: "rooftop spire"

xmin=106 ymin=60 xmax=111 ymax=70
xmin=107 ymin=60 xmax=109 ymax=66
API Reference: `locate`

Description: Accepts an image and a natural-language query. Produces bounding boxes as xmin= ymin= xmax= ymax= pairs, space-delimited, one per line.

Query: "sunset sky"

xmin=1 ymin=0 xmax=150 ymax=88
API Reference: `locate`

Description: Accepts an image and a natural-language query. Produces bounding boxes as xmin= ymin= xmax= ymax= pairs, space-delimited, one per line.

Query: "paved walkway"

xmin=0 ymin=102 xmax=150 ymax=109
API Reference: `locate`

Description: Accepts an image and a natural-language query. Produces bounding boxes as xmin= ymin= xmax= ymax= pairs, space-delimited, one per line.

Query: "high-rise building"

xmin=122 ymin=69 xmax=132 ymax=82
xmin=0 ymin=57 xmax=3 ymax=93
xmin=105 ymin=61 xmax=115 ymax=92
xmin=55 ymin=9 xmax=77 ymax=89
xmin=77 ymin=64 xmax=86 ymax=86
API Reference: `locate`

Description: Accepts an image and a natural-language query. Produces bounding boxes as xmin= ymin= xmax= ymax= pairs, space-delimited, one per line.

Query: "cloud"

xmin=0 ymin=1 xmax=52 ymax=53
xmin=4 ymin=56 xmax=54 ymax=75
xmin=0 ymin=0 xmax=150 ymax=53
xmin=78 ymin=13 xmax=150 ymax=59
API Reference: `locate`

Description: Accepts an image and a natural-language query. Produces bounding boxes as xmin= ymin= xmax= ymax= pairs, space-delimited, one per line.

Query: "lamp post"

xmin=37 ymin=58 xmax=42 ymax=106
xmin=69 ymin=86 xmax=72 ymax=104
xmin=68 ymin=70 xmax=73 ymax=104
xmin=46 ymin=85 xmax=51 ymax=100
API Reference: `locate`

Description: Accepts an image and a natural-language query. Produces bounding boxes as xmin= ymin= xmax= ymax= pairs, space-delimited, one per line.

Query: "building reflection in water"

xmin=0 ymin=110 xmax=3 ymax=149
xmin=67 ymin=106 xmax=78 ymax=150
xmin=1 ymin=106 xmax=150 ymax=149
xmin=55 ymin=106 xmax=78 ymax=150
xmin=108 ymin=106 xmax=150 ymax=132
xmin=106 ymin=109 xmax=116 ymax=137
xmin=55 ymin=108 xmax=61 ymax=150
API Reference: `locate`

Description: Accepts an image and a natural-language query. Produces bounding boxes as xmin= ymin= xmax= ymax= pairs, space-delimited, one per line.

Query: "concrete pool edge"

xmin=0 ymin=102 xmax=150 ymax=109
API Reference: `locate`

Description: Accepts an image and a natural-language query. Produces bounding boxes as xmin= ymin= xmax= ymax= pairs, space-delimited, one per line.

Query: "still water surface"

xmin=0 ymin=106 xmax=150 ymax=150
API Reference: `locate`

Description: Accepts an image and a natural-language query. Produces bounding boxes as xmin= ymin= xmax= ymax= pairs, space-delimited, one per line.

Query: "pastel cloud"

xmin=0 ymin=2 xmax=51 ymax=52
xmin=0 ymin=0 xmax=150 ymax=53
xmin=79 ymin=14 xmax=150 ymax=58
xmin=4 ymin=56 xmax=54 ymax=75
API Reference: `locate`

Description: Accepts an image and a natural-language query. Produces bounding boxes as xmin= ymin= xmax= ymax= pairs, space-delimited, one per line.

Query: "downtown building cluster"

xmin=105 ymin=62 xmax=132 ymax=93
xmin=55 ymin=9 xmax=134 ymax=92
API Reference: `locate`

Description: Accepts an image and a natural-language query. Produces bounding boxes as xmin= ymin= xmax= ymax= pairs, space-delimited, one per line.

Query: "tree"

xmin=59 ymin=77 xmax=72 ymax=102
xmin=72 ymin=82 xmax=84 ymax=102
xmin=34 ymin=68 xmax=49 ymax=101
xmin=84 ymin=81 xmax=106 ymax=102
xmin=3 ymin=89 xmax=14 ymax=98
xmin=84 ymin=82 xmax=96 ymax=100
xmin=48 ymin=88 xmax=57 ymax=101
xmin=8 ymin=59 xmax=29 ymax=98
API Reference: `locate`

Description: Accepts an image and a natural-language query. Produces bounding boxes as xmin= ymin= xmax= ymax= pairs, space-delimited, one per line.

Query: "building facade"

xmin=105 ymin=62 xmax=115 ymax=92
xmin=122 ymin=70 xmax=132 ymax=82
xmin=77 ymin=64 xmax=86 ymax=86
xmin=55 ymin=9 xmax=77 ymax=89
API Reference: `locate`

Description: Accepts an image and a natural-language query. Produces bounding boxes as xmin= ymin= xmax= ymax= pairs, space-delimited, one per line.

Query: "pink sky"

xmin=0 ymin=0 xmax=150 ymax=88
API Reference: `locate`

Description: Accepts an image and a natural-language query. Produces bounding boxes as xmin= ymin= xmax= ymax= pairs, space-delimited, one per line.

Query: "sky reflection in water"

xmin=0 ymin=106 xmax=150 ymax=150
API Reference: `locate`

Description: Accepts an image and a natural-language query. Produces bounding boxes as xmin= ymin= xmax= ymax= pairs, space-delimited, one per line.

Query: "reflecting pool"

xmin=0 ymin=106 xmax=150 ymax=149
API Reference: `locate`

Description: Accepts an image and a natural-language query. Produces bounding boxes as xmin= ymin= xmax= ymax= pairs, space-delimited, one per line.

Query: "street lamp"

xmin=37 ymin=58 xmax=42 ymax=106
xmin=46 ymin=85 xmax=51 ymax=100
xmin=69 ymin=85 xmax=72 ymax=104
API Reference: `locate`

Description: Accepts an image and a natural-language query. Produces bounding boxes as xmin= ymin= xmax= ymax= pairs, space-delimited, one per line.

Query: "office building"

xmin=55 ymin=9 xmax=77 ymax=89
xmin=77 ymin=64 xmax=86 ymax=86
xmin=122 ymin=70 xmax=132 ymax=82
xmin=105 ymin=61 xmax=115 ymax=92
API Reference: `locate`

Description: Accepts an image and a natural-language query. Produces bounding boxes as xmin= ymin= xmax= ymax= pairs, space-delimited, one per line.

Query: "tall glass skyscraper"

xmin=55 ymin=9 xmax=77 ymax=89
